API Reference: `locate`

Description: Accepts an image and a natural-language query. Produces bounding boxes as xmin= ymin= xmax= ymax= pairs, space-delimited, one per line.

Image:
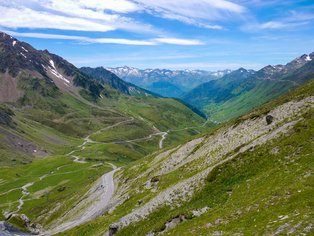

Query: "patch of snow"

xmin=49 ymin=68 xmax=70 ymax=84
xmin=305 ymin=55 xmax=312 ymax=62
xmin=21 ymin=46 xmax=28 ymax=52
xmin=48 ymin=60 xmax=70 ymax=84
xmin=49 ymin=60 xmax=56 ymax=69
xmin=12 ymin=40 xmax=17 ymax=46
xmin=20 ymin=52 xmax=27 ymax=59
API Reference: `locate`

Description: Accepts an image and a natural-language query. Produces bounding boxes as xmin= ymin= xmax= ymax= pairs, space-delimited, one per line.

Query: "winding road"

xmin=0 ymin=113 xmax=211 ymax=235
xmin=43 ymin=165 xmax=120 ymax=235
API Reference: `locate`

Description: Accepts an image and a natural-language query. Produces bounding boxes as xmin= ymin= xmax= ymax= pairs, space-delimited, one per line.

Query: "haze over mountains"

xmin=107 ymin=66 xmax=231 ymax=97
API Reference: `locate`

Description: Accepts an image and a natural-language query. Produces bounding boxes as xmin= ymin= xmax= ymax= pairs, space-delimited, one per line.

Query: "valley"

xmin=0 ymin=32 xmax=212 ymax=235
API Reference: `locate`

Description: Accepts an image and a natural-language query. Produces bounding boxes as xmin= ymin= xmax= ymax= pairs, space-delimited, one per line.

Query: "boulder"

xmin=109 ymin=223 xmax=119 ymax=236
xmin=266 ymin=115 xmax=274 ymax=125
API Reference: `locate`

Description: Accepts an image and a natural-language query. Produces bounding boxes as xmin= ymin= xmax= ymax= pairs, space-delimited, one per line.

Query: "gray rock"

xmin=164 ymin=215 xmax=186 ymax=232
xmin=109 ymin=223 xmax=119 ymax=236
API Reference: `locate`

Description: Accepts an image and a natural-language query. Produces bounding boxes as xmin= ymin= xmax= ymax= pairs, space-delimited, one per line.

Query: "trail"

xmin=4 ymin=182 xmax=34 ymax=220
xmin=44 ymin=165 xmax=120 ymax=235
xmin=0 ymin=113 xmax=211 ymax=234
xmin=67 ymin=117 xmax=135 ymax=163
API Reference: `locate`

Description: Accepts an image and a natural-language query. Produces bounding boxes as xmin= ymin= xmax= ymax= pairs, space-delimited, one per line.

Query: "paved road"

xmin=43 ymin=165 xmax=120 ymax=235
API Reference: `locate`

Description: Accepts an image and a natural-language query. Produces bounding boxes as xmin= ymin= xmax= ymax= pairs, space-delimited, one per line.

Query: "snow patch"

xmin=49 ymin=60 xmax=56 ymax=69
xmin=49 ymin=68 xmax=70 ymax=84
xmin=305 ymin=55 xmax=312 ymax=62
xmin=20 ymin=52 xmax=27 ymax=59
xmin=12 ymin=40 xmax=17 ymax=46
xmin=48 ymin=59 xmax=70 ymax=84
xmin=21 ymin=46 xmax=28 ymax=52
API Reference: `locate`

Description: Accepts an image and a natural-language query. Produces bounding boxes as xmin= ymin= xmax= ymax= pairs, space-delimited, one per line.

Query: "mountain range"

xmin=181 ymin=52 xmax=314 ymax=122
xmin=107 ymin=66 xmax=231 ymax=97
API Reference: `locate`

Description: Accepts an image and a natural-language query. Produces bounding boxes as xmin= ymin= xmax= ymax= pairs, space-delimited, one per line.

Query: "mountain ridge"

xmin=80 ymin=66 xmax=157 ymax=97
xmin=107 ymin=66 xmax=232 ymax=97
xmin=182 ymin=51 xmax=314 ymax=122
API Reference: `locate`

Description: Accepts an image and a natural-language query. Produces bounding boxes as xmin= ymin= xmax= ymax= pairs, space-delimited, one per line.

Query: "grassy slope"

xmin=61 ymin=79 xmax=314 ymax=236
xmin=119 ymin=110 xmax=313 ymax=235
xmin=203 ymin=79 xmax=294 ymax=122
xmin=117 ymin=79 xmax=314 ymax=235
xmin=0 ymin=84 xmax=209 ymax=230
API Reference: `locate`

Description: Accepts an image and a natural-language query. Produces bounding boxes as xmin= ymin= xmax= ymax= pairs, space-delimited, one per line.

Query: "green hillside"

xmin=62 ymin=78 xmax=313 ymax=236
xmin=182 ymin=55 xmax=314 ymax=123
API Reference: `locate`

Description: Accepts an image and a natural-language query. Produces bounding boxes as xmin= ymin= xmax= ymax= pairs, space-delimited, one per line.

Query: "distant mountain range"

xmin=106 ymin=66 xmax=231 ymax=97
xmin=182 ymin=52 xmax=314 ymax=122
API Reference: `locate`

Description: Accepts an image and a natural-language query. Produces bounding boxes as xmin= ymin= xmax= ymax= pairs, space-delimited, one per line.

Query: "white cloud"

xmin=5 ymin=31 xmax=205 ymax=46
xmin=260 ymin=21 xmax=286 ymax=29
xmin=0 ymin=1 xmax=156 ymax=33
xmin=153 ymin=38 xmax=204 ymax=45
xmin=132 ymin=0 xmax=245 ymax=29
xmin=0 ymin=6 xmax=115 ymax=32
xmin=242 ymin=8 xmax=314 ymax=31
xmin=0 ymin=0 xmax=246 ymax=34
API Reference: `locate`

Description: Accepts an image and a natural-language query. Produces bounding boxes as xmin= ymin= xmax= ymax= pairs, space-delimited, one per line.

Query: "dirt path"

xmin=3 ymin=182 xmax=34 ymax=220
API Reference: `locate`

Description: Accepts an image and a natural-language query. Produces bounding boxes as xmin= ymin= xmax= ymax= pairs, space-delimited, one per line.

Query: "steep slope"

xmin=0 ymin=32 xmax=103 ymax=102
xmin=147 ymin=81 xmax=184 ymax=98
xmin=182 ymin=53 xmax=314 ymax=122
xmin=80 ymin=67 xmax=155 ymax=97
xmin=63 ymin=78 xmax=314 ymax=236
xmin=107 ymin=66 xmax=231 ymax=98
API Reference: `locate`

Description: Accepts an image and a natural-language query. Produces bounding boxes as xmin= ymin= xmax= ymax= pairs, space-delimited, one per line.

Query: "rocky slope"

xmin=80 ymin=67 xmax=155 ymax=97
xmin=0 ymin=32 xmax=105 ymax=102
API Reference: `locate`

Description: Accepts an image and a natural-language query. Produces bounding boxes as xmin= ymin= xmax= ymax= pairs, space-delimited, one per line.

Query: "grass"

xmin=204 ymin=79 xmax=294 ymax=122
xmin=0 ymin=155 xmax=113 ymax=227
xmin=61 ymin=78 xmax=314 ymax=236
xmin=117 ymin=108 xmax=314 ymax=236
xmin=0 ymin=80 xmax=210 ymax=232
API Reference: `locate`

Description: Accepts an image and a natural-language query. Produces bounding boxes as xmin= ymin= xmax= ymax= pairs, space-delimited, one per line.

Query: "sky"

xmin=0 ymin=0 xmax=313 ymax=71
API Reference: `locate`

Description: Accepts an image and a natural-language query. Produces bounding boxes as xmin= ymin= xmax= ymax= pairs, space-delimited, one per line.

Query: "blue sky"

xmin=0 ymin=0 xmax=313 ymax=70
